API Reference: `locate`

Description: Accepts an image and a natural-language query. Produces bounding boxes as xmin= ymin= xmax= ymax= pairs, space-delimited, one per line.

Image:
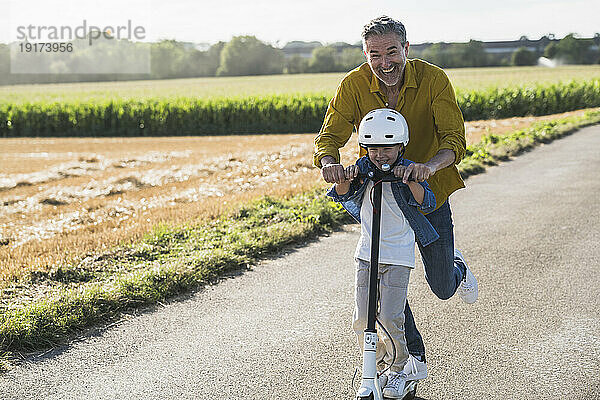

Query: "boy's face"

xmin=367 ymin=144 xmax=402 ymax=170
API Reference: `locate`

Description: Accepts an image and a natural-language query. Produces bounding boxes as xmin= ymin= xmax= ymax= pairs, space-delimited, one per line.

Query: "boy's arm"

xmin=412 ymin=180 xmax=436 ymax=213
xmin=334 ymin=180 xmax=352 ymax=196
xmin=394 ymin=160 xmax=436 ymax=213
xmin=406 ymin=181 xmax=424 ymax=204
xmin=327 ymin=164 xmax=361 ymax=201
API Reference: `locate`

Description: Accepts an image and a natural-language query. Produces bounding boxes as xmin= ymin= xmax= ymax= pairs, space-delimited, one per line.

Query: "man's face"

xmin=367 ymin=144 xmax=402 ymax=170
xmin=363 ymin=33 xmax=409 ymax=88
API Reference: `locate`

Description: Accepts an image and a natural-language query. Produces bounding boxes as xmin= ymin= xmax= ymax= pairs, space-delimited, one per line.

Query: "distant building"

xmin=482 ymin=36 xmax=556 ymax=54
xmin=281 ymin=41 xmax=323 ymax=58
xmin=410 ymin=36 xmax=558 ymax=55
xmin=280 ymin=36 xmax=567 ymax=59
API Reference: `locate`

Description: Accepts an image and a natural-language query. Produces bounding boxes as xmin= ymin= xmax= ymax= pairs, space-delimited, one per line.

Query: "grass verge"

xmin=459 ymin=110 xmax=600 ymax=178
xmin=0 ymin=193 xmax=352 ymax=370
xmin=1 ymin=110 xmax=599 ymax=371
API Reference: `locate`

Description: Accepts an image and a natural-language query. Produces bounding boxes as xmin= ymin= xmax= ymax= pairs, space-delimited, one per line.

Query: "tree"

xmin=150 ymin=39 xmax=187 ymax=78
xmin=0 ymin=44 xmax=9 ymax=84
xmin=420 ymin=40 xmax=489 ymax=68
xmin=595 ymin=34 xmax=600 ymax=64
xmin=217 ymin=36 xmax=284 ymax=76
xmin=339 ymin=47 xmax=365 ymax=71
xmin=544 ymin=42 xmax=559 ymax=59
xmin=204 ymin=41 xmax=225 ymax=76
xmin=284 ymin=55 xmax=309 ymax=74
xmin=183 ymin=41 xmax=226 ymax=77
xmin=421 ymin=43 xmax=452 ymax=67
xmin=556 ymin=34 xmax=589 ymax=63
xmin=512 ymin=47 xmax=538 ymax=66
xmin=461 ymin=40 xmax=488 ymax=67
xmin=545 ymin=34 xmax=592 ymax=64
xmin=308 ymin=46 xmax=339 ymax=73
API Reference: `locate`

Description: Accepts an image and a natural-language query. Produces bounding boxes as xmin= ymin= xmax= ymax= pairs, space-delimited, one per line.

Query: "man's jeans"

xmin=404 ymin=200 xmax=464 ymax=357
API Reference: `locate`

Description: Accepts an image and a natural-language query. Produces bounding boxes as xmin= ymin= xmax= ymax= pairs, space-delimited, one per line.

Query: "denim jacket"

xmin=327 ymin=156 xmax=439 ymax=247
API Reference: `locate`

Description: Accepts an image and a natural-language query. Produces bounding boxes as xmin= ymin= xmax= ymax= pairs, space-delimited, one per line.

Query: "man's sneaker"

xmin=455 ymin=249 xmax=478 ymax=304
xmin=402 ymin=354 xmax=427 ymax=381
xmin=383 ymin=372 xmax=408 ymax=399
xmin=377 ymin=372 xmax=388 ymax=390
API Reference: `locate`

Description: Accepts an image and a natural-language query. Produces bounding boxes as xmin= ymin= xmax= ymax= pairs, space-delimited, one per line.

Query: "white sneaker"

xmin=383 ymin=372 xmax=408 ymax=399
xmin=378 ymin=372 xmax=388 ymax=389
xmin=402 ymin=354 xmax=427 ymax=381
xmin=455 ymin=249 xmax=478 ymax=304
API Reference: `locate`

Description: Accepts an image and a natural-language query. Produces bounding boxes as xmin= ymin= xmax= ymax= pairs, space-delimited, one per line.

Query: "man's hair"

xmin=362 ymin=16 xmax=407 ymax=45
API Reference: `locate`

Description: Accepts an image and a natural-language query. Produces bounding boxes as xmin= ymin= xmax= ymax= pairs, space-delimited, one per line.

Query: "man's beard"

xmin=373 ymin=59 xmax=405 ymax=87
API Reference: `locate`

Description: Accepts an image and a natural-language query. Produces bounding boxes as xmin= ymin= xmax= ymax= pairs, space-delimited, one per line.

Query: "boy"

xmin=327 ymin=108 xmax=438 ymax=399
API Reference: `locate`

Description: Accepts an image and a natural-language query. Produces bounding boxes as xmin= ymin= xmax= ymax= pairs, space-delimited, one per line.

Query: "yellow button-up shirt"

xmin=313 ymin=59 xmax=466 ymax=210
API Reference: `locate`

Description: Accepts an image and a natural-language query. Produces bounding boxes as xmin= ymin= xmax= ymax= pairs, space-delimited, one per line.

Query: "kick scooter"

xmin=355 ymin=163 xmax=418 ymax=400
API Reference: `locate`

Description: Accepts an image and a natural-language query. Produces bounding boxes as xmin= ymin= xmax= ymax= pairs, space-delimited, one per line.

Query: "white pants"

xmin=352 ymin=258 xmax=411 ymax=373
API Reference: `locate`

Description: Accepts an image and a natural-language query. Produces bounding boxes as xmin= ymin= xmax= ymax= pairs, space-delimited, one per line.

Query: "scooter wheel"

xmin=357 ymin=395 xmax=374 ymax=400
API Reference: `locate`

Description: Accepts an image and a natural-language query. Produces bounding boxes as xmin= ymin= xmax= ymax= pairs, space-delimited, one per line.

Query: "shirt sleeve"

xmin=313 ymin=79 xmax=357 ymax=168
xmin=402 ymin=159 xmax=437 ymax=213
xmin=431 ymin=71 xmax=466 ymax=164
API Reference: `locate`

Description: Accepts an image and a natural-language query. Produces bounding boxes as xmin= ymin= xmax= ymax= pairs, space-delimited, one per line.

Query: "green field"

xmin=1 ymin=65 xmax=600 ymax=104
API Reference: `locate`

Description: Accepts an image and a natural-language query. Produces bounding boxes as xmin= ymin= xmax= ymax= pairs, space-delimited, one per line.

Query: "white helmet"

xmin=358 ymin=108 xmax=409 ymax=147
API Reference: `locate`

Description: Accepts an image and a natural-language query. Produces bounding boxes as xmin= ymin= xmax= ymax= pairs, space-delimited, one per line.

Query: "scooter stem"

xmin=366 ymin=178 xmax=383 ymax=332
xmin=356 ymin=178 xmax=385 ymax=399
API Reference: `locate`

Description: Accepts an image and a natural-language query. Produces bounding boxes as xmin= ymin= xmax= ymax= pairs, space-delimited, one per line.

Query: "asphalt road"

xmin=2 ymin=125 xmax=600 ymax=400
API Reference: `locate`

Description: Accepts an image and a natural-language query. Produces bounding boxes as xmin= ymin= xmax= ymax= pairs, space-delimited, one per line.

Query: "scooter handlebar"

xmin=358 ymin=170 xmax=415 ymax=183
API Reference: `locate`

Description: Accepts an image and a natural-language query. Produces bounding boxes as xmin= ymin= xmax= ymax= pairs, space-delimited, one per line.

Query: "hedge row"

xmin=1 ymin=79 xmax=599 ymax=137
xmin=457 ymin=79 xmax=600 ymax=120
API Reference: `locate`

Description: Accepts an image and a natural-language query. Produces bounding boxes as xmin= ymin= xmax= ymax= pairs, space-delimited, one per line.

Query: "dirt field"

xmin=0 ymin=109 xmax=591 ymax=287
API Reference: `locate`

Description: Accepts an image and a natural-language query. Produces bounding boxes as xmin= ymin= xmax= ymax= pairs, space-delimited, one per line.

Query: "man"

xmin=313 ymin=15 xmax=479 ymax=383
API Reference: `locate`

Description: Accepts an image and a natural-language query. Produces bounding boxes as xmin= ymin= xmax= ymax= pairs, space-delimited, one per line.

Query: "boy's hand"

xmin=344 ymin=165 xmax=359 ymax=181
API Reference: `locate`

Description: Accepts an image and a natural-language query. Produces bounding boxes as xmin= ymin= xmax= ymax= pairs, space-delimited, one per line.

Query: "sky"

xmin=2 ymin=0 xmax=599 ymax=46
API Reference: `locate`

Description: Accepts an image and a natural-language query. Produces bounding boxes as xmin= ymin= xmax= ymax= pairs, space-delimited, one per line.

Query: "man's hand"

xmin=399 ymin=162 xmax=436 ymax=183
xmin=320 ymin=156 xmax=346 ymax=183
xmin=392 ymin=165 xmax=407 ymax=179
xmin=322 ymin=163 xmax=346 ymax=183
xmin=402 ymin=149 xmax=455 ymax=183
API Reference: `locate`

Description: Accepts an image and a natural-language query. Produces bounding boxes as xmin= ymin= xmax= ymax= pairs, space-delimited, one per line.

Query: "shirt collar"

xmin=369 ymin=59 xmax=417 ymax=94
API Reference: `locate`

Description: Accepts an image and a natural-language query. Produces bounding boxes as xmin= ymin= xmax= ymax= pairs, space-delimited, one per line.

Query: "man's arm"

xmin=425 ymin=148 xmax=456 ymax=171
xmin=401 ymin=70 xmax=465 ymax=183
xmin=401 ymin=148 xmax=455 ymax=183
xmin=430 ymin=70 xmax=466 ymax=164
xmin=314 ymin=80 xmax=357 ymax=183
